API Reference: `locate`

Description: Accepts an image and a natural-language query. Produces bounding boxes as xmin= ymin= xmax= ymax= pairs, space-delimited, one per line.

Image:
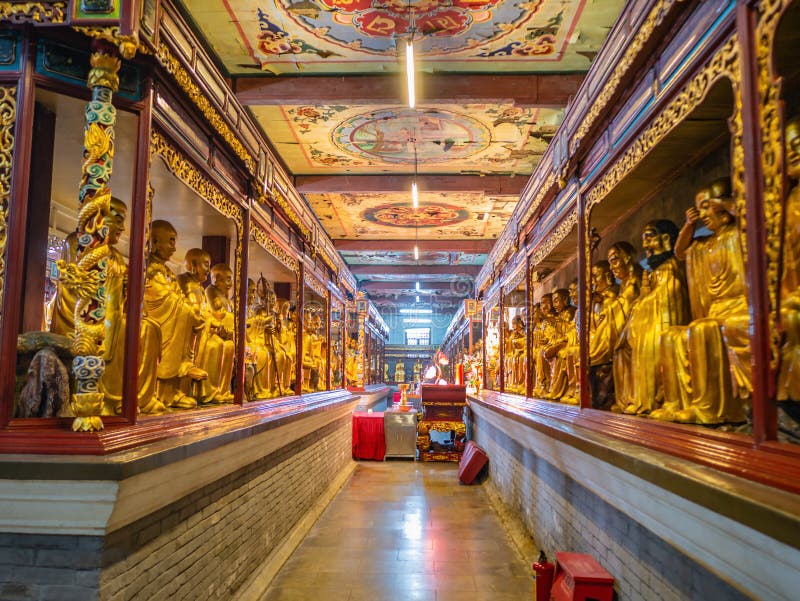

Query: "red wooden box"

xmin=550 ymin=552 xmax=614 ymax=601
xmin=458 ymin=441 xmax=488 ymax=484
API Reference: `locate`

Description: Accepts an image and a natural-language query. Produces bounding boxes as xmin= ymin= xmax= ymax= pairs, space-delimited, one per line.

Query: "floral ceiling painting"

xmin=250 ymin=103 xmax=563 ymax=174
xmin=304 ymin=191 xmax=517 ymax=239
xmin=338 ymin=250 xmax=487 ymax=266
xmin=185 ymin=0 xmax=624 ymax=74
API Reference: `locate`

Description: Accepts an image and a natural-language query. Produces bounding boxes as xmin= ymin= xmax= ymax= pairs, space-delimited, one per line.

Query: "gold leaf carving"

xmin=756 ymin=0 xmax=794 ymax=369
xmin=585 ymin=37 xmax=740 ymax=212
xmin=250 ymin=225 xmax=299 ymax=274
xmin=155 ymin=43 xmax=255 ymax=174
xmin=0 ymin=1 xmax=66 ymax=23
xmin=570 ymin=0 xmax=684 ymax=154
xmin=0 ymin=85 xmax=15 ymax=334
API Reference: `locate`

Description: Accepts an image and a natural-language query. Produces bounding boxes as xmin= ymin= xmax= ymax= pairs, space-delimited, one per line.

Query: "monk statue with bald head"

xmin=144 ymin=219 xmax=207 ymax=410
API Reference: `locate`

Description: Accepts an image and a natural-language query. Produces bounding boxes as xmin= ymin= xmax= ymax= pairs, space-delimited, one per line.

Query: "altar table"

xmin=352 ymin=412 xmax=385 ymax=460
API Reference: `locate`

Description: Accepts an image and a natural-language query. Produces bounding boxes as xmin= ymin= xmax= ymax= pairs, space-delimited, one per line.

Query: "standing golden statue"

xmin=394 ymin=359 xmax=406 ymax=383
xmin=653 ymin=179 xmax=750 ymax=424
xmin=546 ymin=289 xmax=576 ymax=402
xmin=612 ymin=221 xmax=690 ymax=415
xmin=144 ymin=220 xmax=207 ymax=410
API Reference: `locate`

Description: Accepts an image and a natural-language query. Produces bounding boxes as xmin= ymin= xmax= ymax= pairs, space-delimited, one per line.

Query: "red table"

xmin=352 ymin=412 xmax=385 ymax=460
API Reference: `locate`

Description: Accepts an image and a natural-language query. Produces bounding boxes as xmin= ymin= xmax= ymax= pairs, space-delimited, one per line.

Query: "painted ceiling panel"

xmin=305 ymin=191 xmax=516 ymax=239
xmin=250 ymin=103 xmax=562 ymax=174
xmin=338 ymin=250 xmax=487 ymax=265
xmin=185 ymin=0 xmax=624 ymax=74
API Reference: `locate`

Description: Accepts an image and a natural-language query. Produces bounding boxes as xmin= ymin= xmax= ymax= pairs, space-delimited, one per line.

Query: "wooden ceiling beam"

xmin=350 ymin=264 xmax=481 ymax=276
xmin=234 ymin=73 xmax=583 ymax=107
xmin=334 ymin=239 xmax=496 ymax=253
xmin=360 ymin=281 xmax=471 ymax=292
xmin=295 ymin=174 xmax=527 ymax=195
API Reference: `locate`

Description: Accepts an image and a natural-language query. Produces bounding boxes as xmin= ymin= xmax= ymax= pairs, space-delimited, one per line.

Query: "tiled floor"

xmin=259 ymin=461 xmax=532 ymax=601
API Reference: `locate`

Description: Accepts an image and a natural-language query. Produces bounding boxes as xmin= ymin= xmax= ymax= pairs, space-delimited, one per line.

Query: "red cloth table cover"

xmin=352 ymin=412 xmax=385 ymax=460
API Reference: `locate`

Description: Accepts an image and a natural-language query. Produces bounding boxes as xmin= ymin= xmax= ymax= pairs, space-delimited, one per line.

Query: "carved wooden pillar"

xmin=577 ymin=183 xmax=591 ymax=410
xmin=60 ymin=40 xmax=122 ymax=432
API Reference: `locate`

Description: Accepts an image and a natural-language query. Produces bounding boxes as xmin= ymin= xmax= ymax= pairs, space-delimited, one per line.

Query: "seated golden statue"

xmin=562 ymin=279 xmax=580 ymax=403
xmin=145 ymin=220 xmax=207 ymax=410
xmin=95 ymin=199 xmax=163 ymax=415
xmin=507 ymin=315 xmax=527 ymax=393
xmin=545 ymin=289 xmax=575 ymax=401
xmin=653 ymin=179 xmax=750 ymax=424
xmin=345 ymin=336 xmax=359 ymax=387
xmin=612 ymin=221 xmax=690 ymax=415
xmin=301 ymin=310 xmax=325 ymax=392
xmin=278 ymin=300 xmax=296 ymax=391
xmin=201 ymin=263 xmax=236 ymax=403
xmin=532 ymin=295 xmax=556 ymax=396
xmin=395 ymin=359 xmax=406 ymax=383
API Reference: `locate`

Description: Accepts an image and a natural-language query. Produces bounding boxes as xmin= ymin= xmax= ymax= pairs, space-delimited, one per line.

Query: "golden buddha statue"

xmin=97 ymin=198 xmax=164 ymax=415
xmin=248 ymin=277 xmax=285 ymax=398
xmin=544 ymin=289 xmax=574 ymax=401
xmin=778 ymin=116 xmax=800 ymax=403
xmin=50 ymin=231 xmax=79 ymax=336
xmin=562 ymin=279 xmax=580 ymax=403
xmin=345 ymin=336 xmax=359 ymax=387
xmin=533 ymin=293 xmax=557 ymax=396
xmin=201 ymin=263 xmax=236 ymax=403
xmin=302 ymin=310 xmax=325 ymax=392
xmin=413 ymin=359 xmax=423 ymax=382
xmin=395 ymin=359 xmax=406 ymax=383
xmin=278 ymin=300 xmax=296 ymax=391
xmin=144 ymin=220 xmax=206 ymax=410
xmin=508 ymin=314 xmax=527 ymax=393
xmin=177 ymin=248 xmax=212 ymax=364
xmin=612 ymin=221 xmax=690 ymax=415
xmin=653 ymin=179 xmax=750 ymax=424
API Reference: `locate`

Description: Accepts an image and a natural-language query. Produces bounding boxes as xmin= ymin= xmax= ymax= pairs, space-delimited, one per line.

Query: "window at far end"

xmin=405 ymin=328 xmax=430 ymax=346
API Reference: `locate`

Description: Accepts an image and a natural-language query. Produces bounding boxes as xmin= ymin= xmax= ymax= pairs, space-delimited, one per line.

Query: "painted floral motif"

xmin=257 ymin=8 xmax=338 ymax=58
xmin=364 ymin=203 xmax=469 ymax=228
xmin=289 ymin=104 xmax=348 ymax=133
xmin=478 ymin=11 xmax=561 ymax=57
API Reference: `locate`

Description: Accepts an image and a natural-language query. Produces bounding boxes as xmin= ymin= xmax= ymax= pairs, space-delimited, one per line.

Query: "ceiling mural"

xmin=305 ymin=191 xmax=516 ymax=239
xmin=338 ymin=251 xmax=487 ymax=266
xmin=185 ymin=0 xmax=623 ymax=74
xmin=250 ymin=103 xmax=562 ymax=174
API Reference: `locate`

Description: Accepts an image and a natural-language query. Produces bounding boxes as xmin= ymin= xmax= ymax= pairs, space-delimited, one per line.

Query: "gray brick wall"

xmin=0 ymin=535 xmax=101 ymax=601
xmin=0 ymin=415 xmax=352 ymax=601
xmin=472 ymin=417 xmax=751 ymax=601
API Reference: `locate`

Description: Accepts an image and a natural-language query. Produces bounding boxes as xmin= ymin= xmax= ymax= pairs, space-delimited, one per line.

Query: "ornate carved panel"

xmin=0 ymin=85 xmax=15 ymax=334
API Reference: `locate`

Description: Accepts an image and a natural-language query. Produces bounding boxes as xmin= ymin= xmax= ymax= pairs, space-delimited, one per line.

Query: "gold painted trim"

xmin=304 ymin=269 xmax=328 ymax=300
xmin=250 ymin=224 xmax=299 ymax=274
xmin=520 ymin=172 xmax=557 ymax=230
xmin=531 ymin=208 xmax=578 ymax=269
xmin=155 ymin=43 xmax=255 ymax=174
xmin=756 ymin=0 xmax=793 ymax=369
xmin=0 ymin=1 xmax=66 ymax=23
xmin=73 ymin=26 xmax=151 ymax=60
xmin=585 ymin=37 xmax=741 ymax=212
xmin=0 ymin=85 xmax=16 ymax=333
xmin=570 ymin=0 xmax=685 ymax=154
xmin=258 ymin=189 xmax=311 ymax=242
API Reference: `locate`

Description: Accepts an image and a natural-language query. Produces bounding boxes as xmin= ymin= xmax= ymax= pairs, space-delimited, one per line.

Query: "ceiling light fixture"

xmin=416 ymin=295 xmax=420 ymax=303
xmin=400 ymin=308 xmax=433 ymax=314
xmin=411 ymin=180 xmax=419 ymax=209
xmin=406 ymin=41 xmax=415 ymax=109
xmin=416 ymin=281 xmax=420 ymax=291
xmin=403 ymin=318 xmax=431 ymax=324
xmin=414 ymin=243 xmax=419 ymax=260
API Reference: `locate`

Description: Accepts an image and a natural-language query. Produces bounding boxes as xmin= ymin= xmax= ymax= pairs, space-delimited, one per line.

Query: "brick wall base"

xmin=473 ymin=416 xmax=751 ymax=601
xmin=0 ymin=415 xmax=353 ymax=601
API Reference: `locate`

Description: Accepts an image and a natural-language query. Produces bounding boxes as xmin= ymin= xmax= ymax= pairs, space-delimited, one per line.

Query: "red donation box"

xmin=550 ymin=552 xmax=614 ymax=601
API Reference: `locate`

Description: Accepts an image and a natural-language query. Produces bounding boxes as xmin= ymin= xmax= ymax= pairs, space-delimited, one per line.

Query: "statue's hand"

xmin=685 ymin=207 xmax=701 ymax=225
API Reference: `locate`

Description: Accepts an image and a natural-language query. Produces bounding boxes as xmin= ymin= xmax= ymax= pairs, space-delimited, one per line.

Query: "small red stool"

xmin=550 ymin=552 xmax=614 ymax=601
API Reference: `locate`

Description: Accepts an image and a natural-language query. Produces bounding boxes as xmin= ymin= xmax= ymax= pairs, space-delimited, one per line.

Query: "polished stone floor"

xmin=259 ymin=461 xmax=532 ymax=601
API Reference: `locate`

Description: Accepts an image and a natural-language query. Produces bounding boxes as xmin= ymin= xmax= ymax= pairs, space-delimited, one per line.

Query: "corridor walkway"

xmin=259 ymin=462 xmax=532 ymax=601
